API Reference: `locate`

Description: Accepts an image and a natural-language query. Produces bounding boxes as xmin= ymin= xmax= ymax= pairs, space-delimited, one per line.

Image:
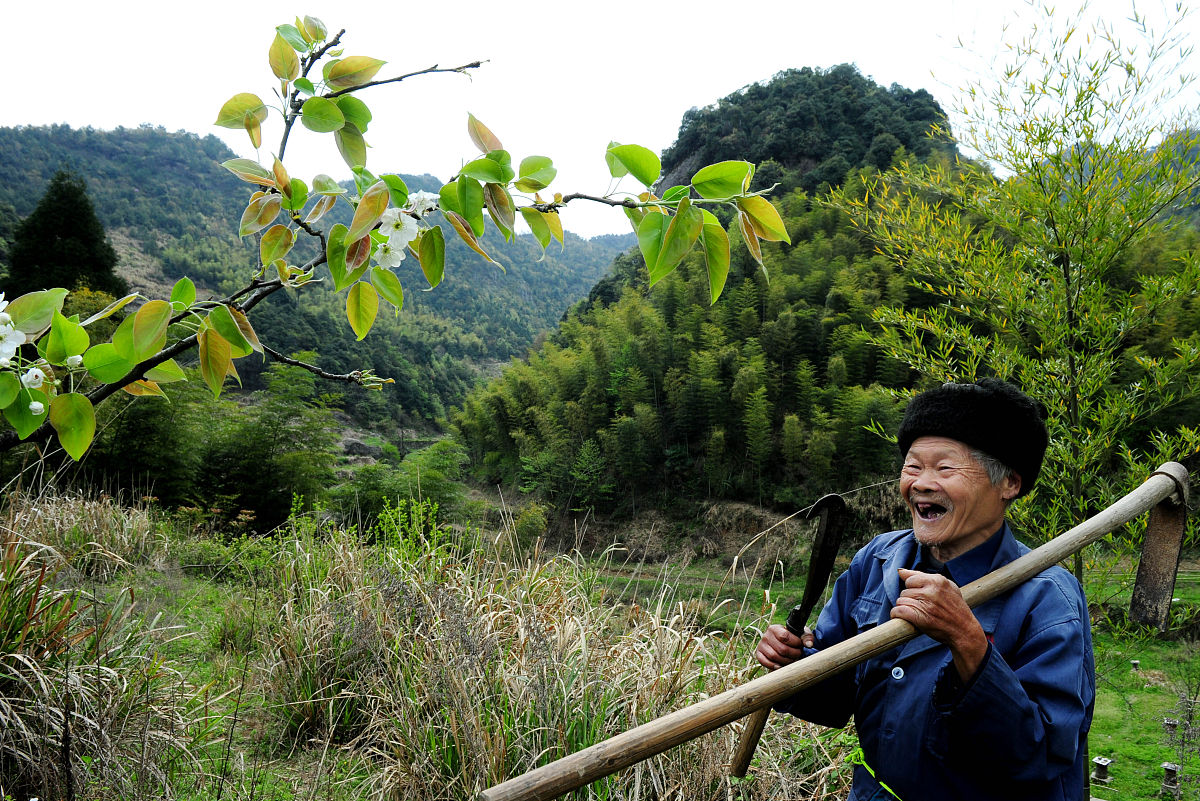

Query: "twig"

xmin=262 ymin=345 xmax=376 ymax=385
xmin=325 ymin=61 xmax=484 ymax=99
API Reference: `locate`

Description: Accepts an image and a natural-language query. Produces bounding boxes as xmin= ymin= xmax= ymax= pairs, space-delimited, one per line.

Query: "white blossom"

xmin=406 ymin=190 xmax=439 ymax=217
xmin=375 ymin=239 xmax=407 ymax=268
xmin=66 ymin=354 xmax=84 ymax=368
xmin=28 ymin=401 xmax=44 ymax=416
xmin=378 ymin=208 xmax=421 ymax=250
xmin=21 ymin=367 xmax=45 ymax=389
xmin=0 ymin=324 xmax=25 ymax=362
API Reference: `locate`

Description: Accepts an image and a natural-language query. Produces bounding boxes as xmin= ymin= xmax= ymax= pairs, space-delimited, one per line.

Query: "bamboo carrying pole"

xmin=480 ymin=463 xmax=1189 ymax=801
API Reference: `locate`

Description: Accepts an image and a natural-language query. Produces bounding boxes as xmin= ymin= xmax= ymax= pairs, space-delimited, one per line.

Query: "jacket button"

xmin=891 ymin=666 xmax=905 ymax=680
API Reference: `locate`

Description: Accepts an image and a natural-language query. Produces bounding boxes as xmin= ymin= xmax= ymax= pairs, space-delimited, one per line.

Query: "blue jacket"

xmin=777 ymin=525 xmax=1095 ymax=801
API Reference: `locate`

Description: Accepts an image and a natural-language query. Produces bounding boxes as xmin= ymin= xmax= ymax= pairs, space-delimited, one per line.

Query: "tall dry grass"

xmin=263 ymin=502 xmax=853 ymax=800
xmin=0 ymin=492 xmax=216 ymax=800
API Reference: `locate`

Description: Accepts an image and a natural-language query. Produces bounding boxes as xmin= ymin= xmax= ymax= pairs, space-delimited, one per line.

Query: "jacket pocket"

xmin=851 ymin=596 xmax=884 ymax=631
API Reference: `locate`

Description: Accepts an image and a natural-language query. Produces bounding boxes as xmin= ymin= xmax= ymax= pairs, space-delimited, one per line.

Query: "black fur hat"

xmin=897 ymin=378 xmax=1048 ymax=497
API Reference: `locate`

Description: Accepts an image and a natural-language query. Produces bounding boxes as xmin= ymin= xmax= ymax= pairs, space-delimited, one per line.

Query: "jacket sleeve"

xmin=773 ymin=552 xmax=868 ymax=728
xmin=930 ymin=576 xmax=1094 ymax=784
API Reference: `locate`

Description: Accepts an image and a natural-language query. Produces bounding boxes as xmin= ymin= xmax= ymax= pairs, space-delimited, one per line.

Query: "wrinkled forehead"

xmin=902 ymin=435 xmax=975 ymax=462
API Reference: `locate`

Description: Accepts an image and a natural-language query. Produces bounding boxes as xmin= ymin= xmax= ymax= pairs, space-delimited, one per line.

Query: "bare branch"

xmin=262 ymin=345 xmax=375 ymax=385
xmin=325 ymin=61 xmax=484 ymax=99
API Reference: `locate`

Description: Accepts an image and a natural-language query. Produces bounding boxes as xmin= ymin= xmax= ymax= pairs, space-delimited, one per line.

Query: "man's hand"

xmin=891 ymin=568 xmax=989 ymax=681
xmin=755 ymin=623 xmax=814 ymax=671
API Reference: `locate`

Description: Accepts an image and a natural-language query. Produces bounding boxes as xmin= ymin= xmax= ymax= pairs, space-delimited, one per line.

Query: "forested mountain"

xmin=0 ymin=125 xmax=632 ymax=429
xmin=452 ymin=65 xmax=1200 ymax=516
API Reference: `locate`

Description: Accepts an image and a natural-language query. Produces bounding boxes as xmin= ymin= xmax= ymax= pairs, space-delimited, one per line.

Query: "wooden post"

xmin=480 ymin=463 xmax=1188 ymax=801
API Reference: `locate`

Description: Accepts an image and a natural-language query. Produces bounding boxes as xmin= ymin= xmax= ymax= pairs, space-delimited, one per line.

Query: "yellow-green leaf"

xmin=272 ymin=158 xmax=291 ymax=199
xmin=304 ymin=194 xmax=337 ymax=225
xmin=606 ymin=144 xmax=660 ymax=187
xmin=229 ymin=307 xmax=263 ymax=354
xmin=214 ymin=93 xmax=268 ymax=129
xmin=244 ymin=115 xmax=262 ymax=149
xmin=520 ymin=207 xmax=552 ymax=252
xmin=300 ymin=96 xmax=346 ymax=133
xmin=327 ymin=56 xmax=386 ymax=89
xmin=691 ymin=161 xmax=753 ymax=199
xmin=326 ymin=223 xmax=349 ymax=289
xmin=346 ymin=281 xmax=379 ymax=340
xmin=169 ymin=279 xmax=195 ymax=310
xmin=370 ymin=267 xmax=404 ymax=314
xmin=739 ymin=210 xmax=763 ymax=267
xmin=467 ymin=113 xmax=503 ymax=154
xmin=0 ymin=372 xmax=20 ymax=408
xmin=207 ymin=305 xmax=254 ymax=358
xmin=81 ymin=293 xmax=139 ymax=326
xmin=736 ymin=195 xmax=791 ymax=243
xmin=269 ymin=32 xmax=300 ymax=81
xmin=303 ymin=16 xmax=327 ymax=43
xmin=544 ymin=210 xmax=564 ymax=246
xmin=515 ymin=156 xmax=557 ymax=193
xmin=198 ymin=327 xmax=232 ymax=398
xmin=40 ymin=310 xmax=89 ymax=365
xmin=699 ymin=209 xmax=730 ymax=304
xmin=239 ymin=193 xmax=282 ymax=237
xmin=144 ymin=359 xmax=187 ymax=383
xmin=49 ymin=393 xmax=95 ymax=461
xmin=130 ymin=300 xmax=171 ymax=361
xmin=335 ymin=124 xmax=367 ymax=169
xmin=259 ymin=224 xmax=295 ymax=265
xmin=347 ymin=180 xmax=390 ymax=244
xmin=483 ymin=183 xmax=515 ymax=241
xmin=637 ymin=212 xmax=670 ymax=275
xmin=7 ymin=288 xmax=69 ymax=336
xmin=445 ymin=210 xmax=500 ymax=267
xmin=221 ymin=158 xmax=276 ymax=187
xmin=312 ymin=174 xmax=347 ymax=195
xmin=123 ymin=380 xmax=165 ymax=398
xmin=417 ymin=226 xmax=445 ymax=289
xmin=456 ymin=177 xmax=486 ymax=238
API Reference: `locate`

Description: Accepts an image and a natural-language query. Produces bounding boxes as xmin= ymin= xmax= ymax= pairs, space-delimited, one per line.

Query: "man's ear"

xmin=1002 ymin=473 xmax=1022 ymax=502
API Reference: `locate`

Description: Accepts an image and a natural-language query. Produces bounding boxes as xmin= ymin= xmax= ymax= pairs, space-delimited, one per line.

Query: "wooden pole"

xmin=480 ymin=463 xmax=1188 ymax=801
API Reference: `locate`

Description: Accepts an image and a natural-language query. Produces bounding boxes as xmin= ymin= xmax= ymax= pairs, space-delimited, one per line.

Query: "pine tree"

xmin=6 ymin=170 xmax=128 ymax=297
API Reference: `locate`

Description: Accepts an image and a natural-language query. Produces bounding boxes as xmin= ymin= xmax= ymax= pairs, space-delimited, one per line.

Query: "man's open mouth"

xmin=915 ymin=502 xmax=947 ymax=521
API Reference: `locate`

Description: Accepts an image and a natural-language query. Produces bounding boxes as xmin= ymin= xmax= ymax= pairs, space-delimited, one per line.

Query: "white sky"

xmin=7 ymin=0 xmax=1198 ymax=237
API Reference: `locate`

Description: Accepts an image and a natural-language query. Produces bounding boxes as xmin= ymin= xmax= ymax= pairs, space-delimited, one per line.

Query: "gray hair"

xmin=969 ymin=448 xmax=1015 ymax=487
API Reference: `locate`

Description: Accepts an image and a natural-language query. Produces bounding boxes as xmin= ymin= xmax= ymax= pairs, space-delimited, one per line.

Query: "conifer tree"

xmin=6 ymin=170 xmax=128 ymax=298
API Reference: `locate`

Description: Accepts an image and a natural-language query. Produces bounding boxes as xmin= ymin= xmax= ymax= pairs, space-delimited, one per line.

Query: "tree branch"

xmin=261 ymin=345 xmax=375 ymax=385
xmin=325 ymin=61 xmax=484 ymax=99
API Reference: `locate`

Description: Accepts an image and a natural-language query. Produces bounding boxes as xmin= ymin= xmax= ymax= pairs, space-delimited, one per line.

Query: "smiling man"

xmin=756 ymin=378 xmax=1094 ymax=801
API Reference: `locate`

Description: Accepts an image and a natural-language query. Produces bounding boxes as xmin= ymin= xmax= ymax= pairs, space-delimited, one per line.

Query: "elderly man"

xmin=757 ymin=379 xmax=1094 ymax=801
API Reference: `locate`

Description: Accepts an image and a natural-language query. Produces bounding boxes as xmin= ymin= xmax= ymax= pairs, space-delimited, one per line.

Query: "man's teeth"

xmin=917 ymin=503 xmax=946 ymax=520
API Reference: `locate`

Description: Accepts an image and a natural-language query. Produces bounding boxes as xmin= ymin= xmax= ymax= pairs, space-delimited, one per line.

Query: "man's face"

xmin=899 ymin=436 xmax=1020 ymax=562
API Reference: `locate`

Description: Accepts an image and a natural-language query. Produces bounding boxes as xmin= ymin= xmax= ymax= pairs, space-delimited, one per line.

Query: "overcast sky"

xmin=7 ymin=0 xmax=1197 ymax=237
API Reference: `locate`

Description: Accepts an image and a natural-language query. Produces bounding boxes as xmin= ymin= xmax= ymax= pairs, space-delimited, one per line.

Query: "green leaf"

xmin=143 ymin=359 xmax=187 ymax=383
xmin=197 ymin=327 xmax=233 ymax=398
xmin=260 ymin=224 xmax=295 ymax=265
xmin=736 ymin=196 xmax=791 ymax=243
xmin=300 ymin=97 xmax=345 ymax=133
xmin=301 ymin=16 xmax=327 ymax=42
xmin=83 ymin=343 xmax=135 ymax=383
xmin=484 ymin=183 xmax=515 ymax=241
xmin=370 ymin=267 xmax=404 ymax=314
xmin=381 ymin=174 xmax=409 ymax=208
xmin=460 ymin=157 xmax=509 ymax=184
xmin=169 ymin=278 xmax=196 ymax=310
xmin=347 ymin=180 xmax=390 ymax=244
xmin=335 ymin=123 xmax=367 ymax=169
xmin=456 ymin=177 xmax=486 ymax=237
xmin=649 ymin=198 xmax=702 ymax=284
xmin=283 ymin=178 xmax=309 ymax=211
xmin=417 ymin=226 xmax=445 ymax=289
xmin=467 ymin=113 xmax=504 ymax=153
xmin=239 ymin=193 xmax=282 ymax=237
xmin=637 ymin=212 xmax=670 ymax=276
xmin=123 ymin=380 xmax=165 ymax=398
xmin=699 ymin=209 xmax=730 ymax=304
xmin=4 ymin=388 xmax=47 ymax=439
xmin=351 ymin=165 xmax=378 ymax=196
xmin=207 ymin=305 xmax=254 ymax=358
xmin=691 ymin=161 xmax=754 ymax=199
xmin=275 ymin=24 xmax=309 ymax=52
xmin=346 ymin=282 xmax=379 ymax=341
xmin=607 ymin=144 xmax=660 ymax=187
xmin=0 ymin=372 xmax=20 ymax=408
xmin=221 ymin=158 xmax=276 ymax=187
xmin=7 ymin=288 xmax=69 ymax=336
xmin=269 ymin=32 xmax=300 ymax=81
xmin=294 ymin=77 xmax=316 ymax=96
xmin=661 ymin=185 xmax=690 ymax=203
xmin=336 ymin=95 xmax=372 ymax=133
xmin=515 ymin=156 xmax=557 ymax=192
xmin=49 ymin=393 xmax=95 ymax=461
xmin=439 ymin=181 xmax=463 ymax=217
xmin=81 ymin=293 xmax=138 ymax=326
xmin=214 ymin=93 xmax=267 ymax=129
xmin=312 ymin=174 xmax=347 ymax=195
xmin=738 ymin=210 xmax=763 ymax=267
xmin=519 ymin=207 xmax=553 ymax=252
xmin=41 ymin=310 xmax=89 ymax=365
xmin=326 ymin=223 xmax=349 ymax=289
xmin=327 ymin=56 xmax=386 ymax=89
xmin=605 ymin=140 xmax=628 ymax=177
